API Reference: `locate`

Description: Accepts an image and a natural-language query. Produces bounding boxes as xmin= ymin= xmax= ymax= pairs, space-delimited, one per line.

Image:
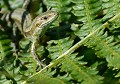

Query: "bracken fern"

xmin=1 ymin=0 xmax=120 ymax=84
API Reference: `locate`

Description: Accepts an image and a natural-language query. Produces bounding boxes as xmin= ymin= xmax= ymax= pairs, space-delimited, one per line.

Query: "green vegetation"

xmin=0 ymin=0 xmax=120 ymax=84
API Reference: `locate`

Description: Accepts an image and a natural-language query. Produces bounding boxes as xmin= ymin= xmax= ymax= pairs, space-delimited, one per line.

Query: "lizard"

xmin=4 ymin=8 xmax=58 ymax=67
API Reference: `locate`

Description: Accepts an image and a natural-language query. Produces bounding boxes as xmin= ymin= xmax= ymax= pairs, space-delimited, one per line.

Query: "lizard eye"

xmin=43 ymin=16 xmax=48 ymax=20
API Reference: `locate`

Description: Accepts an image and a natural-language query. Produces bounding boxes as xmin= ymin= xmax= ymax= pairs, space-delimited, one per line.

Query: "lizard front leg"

xmin=31 ymin=40 xmax=45 ymax=67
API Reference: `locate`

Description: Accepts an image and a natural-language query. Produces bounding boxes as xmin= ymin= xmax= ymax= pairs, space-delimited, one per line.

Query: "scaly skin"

xmin=6 ymin=8 xmax=58 ymax=67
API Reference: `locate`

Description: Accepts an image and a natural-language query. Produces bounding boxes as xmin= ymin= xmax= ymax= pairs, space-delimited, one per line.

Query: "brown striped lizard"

xmin=5 ymin=8 xmax=58 ymax=67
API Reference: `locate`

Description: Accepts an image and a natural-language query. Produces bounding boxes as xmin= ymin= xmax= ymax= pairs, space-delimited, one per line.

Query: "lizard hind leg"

xmin=31 ymin=40 xmax=45 ymax=68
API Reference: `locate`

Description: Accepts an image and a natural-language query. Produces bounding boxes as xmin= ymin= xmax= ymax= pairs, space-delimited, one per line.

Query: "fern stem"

xmin=57 ymin=0 xmax=63 ymax=55
xmin=84 ymin=0 xmax=93 ymax=33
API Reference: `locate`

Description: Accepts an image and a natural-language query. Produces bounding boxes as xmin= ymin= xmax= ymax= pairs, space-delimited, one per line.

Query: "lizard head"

xmin=31 ymin=11 xmax=58 ymax=38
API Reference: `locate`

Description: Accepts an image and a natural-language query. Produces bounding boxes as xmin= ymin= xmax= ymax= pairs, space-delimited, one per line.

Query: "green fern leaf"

xmin=102 ymin=0 xmax=120 ymax=22
xmin=84 ymin=29 xmax=120 ymax=69
xmin=60 ymin=56 xmax=103 ymax=84
xmin=23 ymin=73 xmax=64 ymax=84
xmin=71 ymin=0 xmax=102 ymax=38
xmin=0 ymin=30 xmax=13 ymax=64
xmin=45 ymin=0 xmax=72 ymax=21
xmin=46 ymin=37 xmax=74 ymax=60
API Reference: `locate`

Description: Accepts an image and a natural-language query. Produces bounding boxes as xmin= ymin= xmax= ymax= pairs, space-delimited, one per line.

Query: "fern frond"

xmin=60 ymin=56 xmax=103 ymax=84
xmin=1 ymin=0 xmax=120 ymax=83
xmin=102 ymin=68 xmax=120 ymax=83
xmin=0 ymin=30 xmax=16 ymax=83
xmin=46 ymin=37 xmax=74 ymax=60
xmin=45 ymin=0 xmax=72 ymax=21
xmin=71 ymin=0 xmax=102 ymax=38
xmin=22 ymin=69 xmax=64 ymax=84
xmin=0 ymin=30 xmax=13 ymax=65
xmin=102 ymin=0 xmax=120 ymax=22
xmin=18 ymin=39 xmax=41 ymax=75
xmin=0 ymin=67 xmax=16 ymax=83
xmin=84 ymin=28 xmax=120 ymax=69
